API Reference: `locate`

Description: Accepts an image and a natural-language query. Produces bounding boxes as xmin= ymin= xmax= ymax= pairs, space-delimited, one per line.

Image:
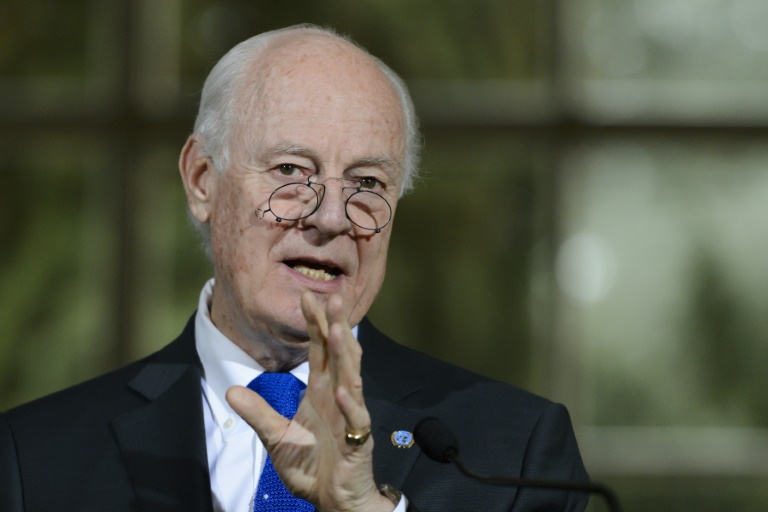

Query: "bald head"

xmin=193 ymin=25 xmax=420 ymax=194
xmin=233 ymin=32 xmax=405 ymax=177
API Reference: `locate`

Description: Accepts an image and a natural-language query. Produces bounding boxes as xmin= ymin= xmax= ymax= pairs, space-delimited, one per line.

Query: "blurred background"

xmin=2 ymin=0 xmax=767 ymax=510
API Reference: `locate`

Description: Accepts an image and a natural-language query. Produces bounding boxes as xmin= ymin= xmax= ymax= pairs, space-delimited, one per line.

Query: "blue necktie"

xmin=247 ymin=373 xmax=315 ymax=512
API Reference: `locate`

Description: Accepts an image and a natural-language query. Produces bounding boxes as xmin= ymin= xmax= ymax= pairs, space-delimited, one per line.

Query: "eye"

xmin=277 ymin=164 xmax=301 ymax=177
xmin=357 ymin=177 xmax=382 ymax=190
xmin=276 ymin=164 xmax=295 ymax=176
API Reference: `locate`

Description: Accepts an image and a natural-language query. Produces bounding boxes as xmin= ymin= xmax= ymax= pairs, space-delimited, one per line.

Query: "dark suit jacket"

xmin=1 ymin=316 xmax=589 ymax=511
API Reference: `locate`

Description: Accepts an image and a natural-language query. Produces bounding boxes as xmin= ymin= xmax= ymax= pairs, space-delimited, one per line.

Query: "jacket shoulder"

xmin=4 ymin=314 xmax=199 ymax=423
xmin=358 ymin=317 xmax=552 ymax=412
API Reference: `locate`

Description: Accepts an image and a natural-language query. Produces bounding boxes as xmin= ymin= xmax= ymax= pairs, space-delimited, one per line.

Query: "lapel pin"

xmin=391 ymin=430 xmax=414 ymax=448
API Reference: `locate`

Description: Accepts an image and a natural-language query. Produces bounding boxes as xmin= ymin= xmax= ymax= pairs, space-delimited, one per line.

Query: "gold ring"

xmin=344 ymin=427 xmax=372 ymax=447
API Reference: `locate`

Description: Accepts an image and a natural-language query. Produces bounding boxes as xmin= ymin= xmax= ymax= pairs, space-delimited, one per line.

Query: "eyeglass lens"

xmin=268 ymin=183 xmax=390 ymax=231
xmin=270 ymin=183 xmax=319 ymax=221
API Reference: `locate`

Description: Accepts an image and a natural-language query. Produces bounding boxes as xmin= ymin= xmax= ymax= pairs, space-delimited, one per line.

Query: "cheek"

xmin=210 ymin=179 xmax=260 ymax=240
xmin=209 ymin=186 xmax=256 ymax=272
xmin=348 ymin=244 xmax=389 ymax=325
xmin=356 ymin=233 xmax=391 ymax=292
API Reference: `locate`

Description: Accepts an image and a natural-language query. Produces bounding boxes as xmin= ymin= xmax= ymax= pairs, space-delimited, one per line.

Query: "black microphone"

xmin=413 ymin=417 xmax=621 ymax=512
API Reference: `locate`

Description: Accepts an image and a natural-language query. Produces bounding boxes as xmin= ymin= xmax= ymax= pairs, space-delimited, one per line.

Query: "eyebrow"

xmin=255 ymin=144 xmax=316 ymax=164
xmin=260 ymin=142 xmax=401 ymax=171
xmin=269 ymin=144 xmax=314 ymax=157
xmin=354 ymin=155 xmax=400 ymax=170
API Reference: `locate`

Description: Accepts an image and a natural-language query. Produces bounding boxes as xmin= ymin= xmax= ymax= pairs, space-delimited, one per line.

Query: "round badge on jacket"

xmin=391 ymin=430 xmax=414 ymax=448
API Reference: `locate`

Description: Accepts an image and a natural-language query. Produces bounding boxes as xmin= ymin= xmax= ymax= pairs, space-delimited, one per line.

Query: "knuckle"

xmin=350 ymin=374 xmax=363 ymax=391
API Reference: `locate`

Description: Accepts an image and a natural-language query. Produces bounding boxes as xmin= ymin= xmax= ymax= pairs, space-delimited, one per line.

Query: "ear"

xmin=179 ymin=135 xmax=216 ymax=223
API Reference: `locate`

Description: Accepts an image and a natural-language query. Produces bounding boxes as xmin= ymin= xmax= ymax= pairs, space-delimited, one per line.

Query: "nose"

xmin=301 ymin=178 xmax=353 ymax=236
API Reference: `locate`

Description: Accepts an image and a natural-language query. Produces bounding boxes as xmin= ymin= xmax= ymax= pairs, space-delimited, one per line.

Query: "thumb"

xmin=226 ymin=385 xmax=290 ymax=448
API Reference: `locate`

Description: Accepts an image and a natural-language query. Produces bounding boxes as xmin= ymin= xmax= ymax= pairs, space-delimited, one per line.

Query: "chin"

xmin=274 ymin=322 xmax=311 ymax=342
xmin=263 ymin=305 xmax=310 ymax=341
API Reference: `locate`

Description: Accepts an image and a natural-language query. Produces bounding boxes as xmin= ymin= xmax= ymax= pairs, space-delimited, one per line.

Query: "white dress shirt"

xmin=195 ymin=279 xmax=406 ymax=512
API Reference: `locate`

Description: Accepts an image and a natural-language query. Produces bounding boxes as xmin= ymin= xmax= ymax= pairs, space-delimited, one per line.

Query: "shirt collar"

xmin=194 ymin=278 xmax=357 ymax=432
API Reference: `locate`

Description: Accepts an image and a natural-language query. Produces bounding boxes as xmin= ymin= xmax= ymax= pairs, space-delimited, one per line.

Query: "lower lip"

xmin=282 ymin=263 xmax=345 ymax=292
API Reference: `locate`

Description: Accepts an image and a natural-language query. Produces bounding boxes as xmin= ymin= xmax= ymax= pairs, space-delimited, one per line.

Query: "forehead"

xmin=232 ymin=35 xmax=405 ymax=167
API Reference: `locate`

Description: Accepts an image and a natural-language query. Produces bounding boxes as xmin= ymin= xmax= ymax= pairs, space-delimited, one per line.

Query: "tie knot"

xmin=247 ymin=372 xmax=306 ymax=419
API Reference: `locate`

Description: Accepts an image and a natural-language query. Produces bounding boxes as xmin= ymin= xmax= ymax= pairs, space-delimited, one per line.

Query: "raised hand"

xmin=226 ymin=292 xmax=395 ymax=512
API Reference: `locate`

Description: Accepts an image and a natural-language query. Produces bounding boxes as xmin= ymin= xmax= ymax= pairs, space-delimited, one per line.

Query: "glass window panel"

xmin=0 ymin=1 xmax=92 ymax=77
xmin=562 ymin=0 xmax=768 ymax=122
xmin=178 ymin=0 xmax=549 ymax=82
xmin=0 ymin=0 xmax=123 ymax=117
xmin=0 ymin=134 xmax=115 ymax=409
xmin=557 ymin=138 xmax=768 ymax=426
xmin=556 ymin=137 xmax=768 ymax=510
xmin=569 ymin=0 xmax=768 ymax=81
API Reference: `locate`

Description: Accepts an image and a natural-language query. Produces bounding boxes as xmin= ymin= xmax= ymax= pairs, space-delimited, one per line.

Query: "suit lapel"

xmin=359 ymin=319 xmax=426 ymax=489
xmin=367 ymin=393 xmax=423 ymax=489
xmin=112 ymin=317 xmax=213 ymax=512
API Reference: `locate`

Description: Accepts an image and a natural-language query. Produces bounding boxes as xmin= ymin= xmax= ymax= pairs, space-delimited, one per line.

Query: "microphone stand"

xmin=446 ymin=451 xmax=621 ymax=512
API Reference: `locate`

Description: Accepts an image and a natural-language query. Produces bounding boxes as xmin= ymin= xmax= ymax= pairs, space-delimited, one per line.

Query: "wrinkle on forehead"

xmin=229 ymin=33 xmax=405 ymax=163
xmin=240 ymin=34 xmax=392 ymax=111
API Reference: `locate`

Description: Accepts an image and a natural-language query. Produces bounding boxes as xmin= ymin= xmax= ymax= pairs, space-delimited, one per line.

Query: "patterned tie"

xmin=247 ymin=372 xmax=315 ymax=512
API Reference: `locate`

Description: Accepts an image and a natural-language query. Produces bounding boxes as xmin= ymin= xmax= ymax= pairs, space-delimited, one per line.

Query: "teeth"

xmin=293 ymin=264 xmax=336 ymax=281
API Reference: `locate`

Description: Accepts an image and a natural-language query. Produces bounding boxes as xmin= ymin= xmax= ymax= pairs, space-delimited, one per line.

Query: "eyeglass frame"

xmin=255 ymin=176 xmax=393 ymax=233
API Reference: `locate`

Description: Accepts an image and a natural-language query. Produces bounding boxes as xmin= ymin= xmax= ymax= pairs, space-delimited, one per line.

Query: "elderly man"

xmin=1 ymin=25 xmax=588 ymax=511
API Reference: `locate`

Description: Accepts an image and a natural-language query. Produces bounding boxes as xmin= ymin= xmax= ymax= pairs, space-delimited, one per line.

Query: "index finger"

xmin=301 ymin=291 xmax=329 ymax=373
xmin=301 ymin=291 xmax=329 ymax=341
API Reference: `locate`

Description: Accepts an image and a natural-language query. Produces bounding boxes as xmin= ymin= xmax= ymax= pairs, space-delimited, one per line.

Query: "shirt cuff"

xmin=393 ymin=493 xmax=408 ymax=512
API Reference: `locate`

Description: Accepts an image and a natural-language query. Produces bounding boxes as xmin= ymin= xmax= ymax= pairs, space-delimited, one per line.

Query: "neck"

xmin=209 ymin=296 xmax=309 ymax=372
xmin=237 ymin=335 xmax=309 ymax=372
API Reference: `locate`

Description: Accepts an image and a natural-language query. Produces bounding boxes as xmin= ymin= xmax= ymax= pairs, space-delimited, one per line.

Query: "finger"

xmin=327 ymin=322 xmax=364 ymax=402
xmin=226 ymin=385 xmax=290 ymax=448
xmin=326 ymin=297 xmax=363 ymax=404
xmin=301 ymin=292 xmax=329 ymax=373
xmin=302 ymin=293 xmax=337 ymax=421
xmin=336 ymin=380 xmax=372 ymax=445
xmin=301 ymin=291 xmax=329 ymax=341
xmin=323 ymin=299 xmax=370 ymax=441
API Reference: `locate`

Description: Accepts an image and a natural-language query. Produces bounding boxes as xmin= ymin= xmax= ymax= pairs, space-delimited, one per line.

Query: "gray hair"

xmin=189 ymin=24 xmax=421 ymax=253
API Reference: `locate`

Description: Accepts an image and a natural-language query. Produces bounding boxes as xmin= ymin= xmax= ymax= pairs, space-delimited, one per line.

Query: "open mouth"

xmin=285 ymin=259 xmax=342 ymax=282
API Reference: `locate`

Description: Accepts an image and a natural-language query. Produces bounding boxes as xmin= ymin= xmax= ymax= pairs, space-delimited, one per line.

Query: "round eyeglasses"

xmin=255 ymin=177 xmax=392 ymax=233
